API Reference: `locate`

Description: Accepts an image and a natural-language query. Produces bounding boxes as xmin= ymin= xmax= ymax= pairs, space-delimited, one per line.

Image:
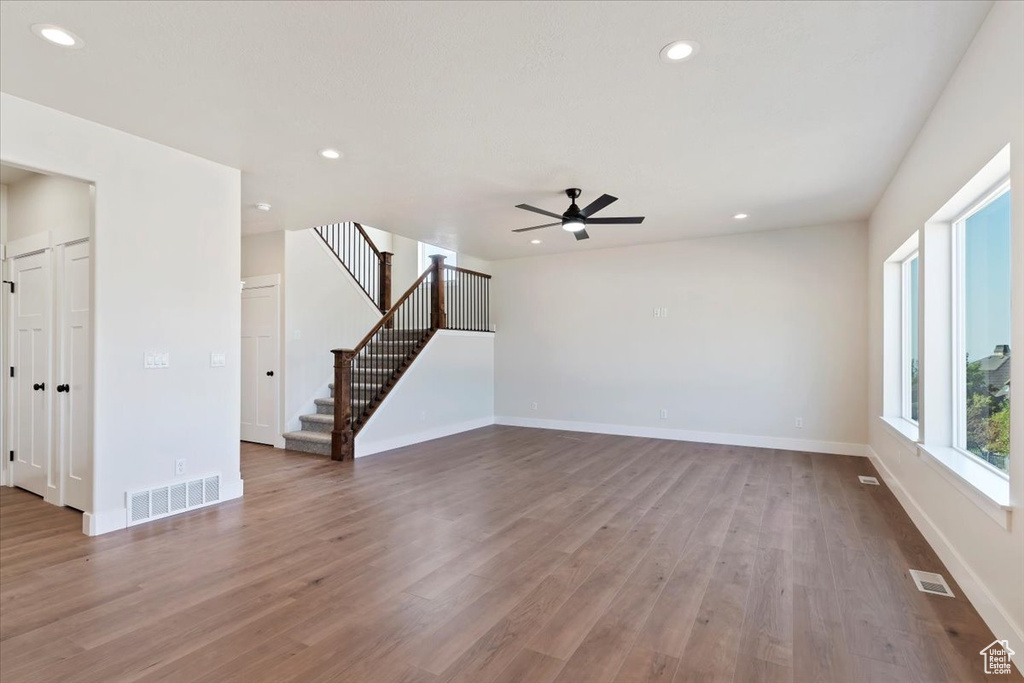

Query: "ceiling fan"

xmin=512 ymin=188 xmax=645 ymax=241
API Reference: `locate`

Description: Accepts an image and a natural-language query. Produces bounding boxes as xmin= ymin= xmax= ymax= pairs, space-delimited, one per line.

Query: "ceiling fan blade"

xmin=574 ymin=228 xmax=590 ymax=241
xmin=511 ymin=222 xmax=559 ymax=233
xmin=515 ymin=203 xmax=563 ymax=220
xmin=579 ymin=194 xmax=617 ymax=217
xmin=586 ymin=216 xmax=645 ymax=224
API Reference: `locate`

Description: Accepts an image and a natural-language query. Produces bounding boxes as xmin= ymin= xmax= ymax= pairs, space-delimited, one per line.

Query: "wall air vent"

xmin=858 ymin=475 xmax=880 ymax=485
xmin=126 ymin=474 xmax=221 ymax=527
xmin=909 ymin=569 xmax=954 ymax=597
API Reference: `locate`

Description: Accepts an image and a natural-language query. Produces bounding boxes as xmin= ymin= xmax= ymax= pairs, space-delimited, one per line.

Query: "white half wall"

xmin=866 ymin=1 xmax=1024 ymax=655
xmin=492 ymin=221 xmax=868 ymax=453
xmin=283 ymin=229 xmax=381 ymax=431
xmin=0 ymin=93 xmax=242 ymax=535
xmin=356 ymin=331 xmax=495 ymax=456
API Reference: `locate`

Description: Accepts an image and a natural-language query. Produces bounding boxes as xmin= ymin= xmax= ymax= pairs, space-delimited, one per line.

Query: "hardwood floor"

xmin=0 ymin=426 xmax=1016 ymax=682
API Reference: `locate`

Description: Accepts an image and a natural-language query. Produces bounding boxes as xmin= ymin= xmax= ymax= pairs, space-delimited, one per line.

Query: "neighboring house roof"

xmin=978 ymin=346 xmax=1011 ymax=396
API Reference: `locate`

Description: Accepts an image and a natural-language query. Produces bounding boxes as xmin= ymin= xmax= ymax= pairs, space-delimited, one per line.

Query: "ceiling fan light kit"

xmin=512 ymin=188 xmax=645 ymax=241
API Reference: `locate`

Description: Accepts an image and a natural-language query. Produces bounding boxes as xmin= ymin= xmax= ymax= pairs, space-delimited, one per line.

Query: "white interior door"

xmin=241 ymin=282 xmax=279 ymax=445
xmin=10 ymin=251 xmax=51 ymax=497
xmin=57 ymin=241 xmax=91 ymax=511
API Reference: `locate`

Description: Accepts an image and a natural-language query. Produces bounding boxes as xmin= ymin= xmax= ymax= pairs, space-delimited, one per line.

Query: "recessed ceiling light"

xmin=733 ymin=213 xmax=748 ymax=220
xmin=530 ymin=239 xmax=542 ymax=244
xmin=31 ymin=24 xmax=83 ymax=48
xmin=318 ymin=148 xmax=342 ymax=160
xmin=660 ymin=40 xmax=698 ymax=63
xmin=255 ymin=202 xmax=272 ymax=212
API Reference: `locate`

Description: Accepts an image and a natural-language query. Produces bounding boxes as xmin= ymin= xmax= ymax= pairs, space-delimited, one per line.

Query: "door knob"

xmin=57 ymin=384 xmax=70 ymax=393
xmin=33 ymin=382 xmax=45 ymax=391
xmin=266 ymin=371 xmax=274 ymax=377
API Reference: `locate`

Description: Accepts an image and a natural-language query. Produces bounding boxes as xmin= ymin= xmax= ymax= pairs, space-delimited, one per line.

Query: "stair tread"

xmin=282 ymin=430 xmax=331 ymax=443
xmin=300 ymin=413 xmax=333 ymax=424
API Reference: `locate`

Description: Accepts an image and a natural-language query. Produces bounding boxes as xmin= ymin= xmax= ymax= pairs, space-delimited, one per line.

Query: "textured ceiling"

xmin=0 ymin=1 xmax=992 ymax=259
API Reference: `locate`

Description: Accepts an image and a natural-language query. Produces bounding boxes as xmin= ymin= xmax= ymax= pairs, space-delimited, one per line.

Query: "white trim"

xmin=356 ymin=416 xmax=494 ymax=457
xmin=82 ymin=477 xmax=242 ymax=536
xmin=495 ymin=416 xmax=867 ymax=456
xmin=917 ymin=443 xmax=1011 ymax=525
xmin=950 ymin=179 xmax=1011 ymax=473
xmin=879 ymin=415 xmax=920 ymax=445
xmin=866 ymin=447 xmax=1022 ymax=662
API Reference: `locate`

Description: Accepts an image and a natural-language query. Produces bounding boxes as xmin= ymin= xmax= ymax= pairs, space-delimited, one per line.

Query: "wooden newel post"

xmin=429 ymin=254 xmax=447 ymax=330
xmin=379 ymin=251 xmax=393 ymax=312
xmin=331 ymin=348 xmax=356 ymax=461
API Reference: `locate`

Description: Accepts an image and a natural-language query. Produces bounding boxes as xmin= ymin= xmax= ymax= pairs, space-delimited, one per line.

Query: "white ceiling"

xmin=0 ymin=1 xmax=991 ymax=260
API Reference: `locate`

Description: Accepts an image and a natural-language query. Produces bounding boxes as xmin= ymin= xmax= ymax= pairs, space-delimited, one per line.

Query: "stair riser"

xmin=285 ymin=437 xmax=331 ymax=457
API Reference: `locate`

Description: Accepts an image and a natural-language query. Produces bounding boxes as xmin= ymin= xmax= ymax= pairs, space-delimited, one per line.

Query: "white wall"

xmin=6 ymin=173 xmax=91 ymax=243
xmin=283 ymin=229 xmax=381 ymax=431
xmin=493 ymin=221 xmax=868 ymax=454
xmin=0 ymin=93 xmax=242 ymax=535
xmin=356 ymin=331 xmax=494 ymax=456
xmin=241 ymin=231 xmax=284 ymax=278
xmin=866 ymin=0 xmax=1024 ymax=654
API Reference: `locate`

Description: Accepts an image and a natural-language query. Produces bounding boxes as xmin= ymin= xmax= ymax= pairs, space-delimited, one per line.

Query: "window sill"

xmin=879 ymin=416 xmax=920 ymax=446
xmin=917 ymin=443 xmax=1012 ymax=530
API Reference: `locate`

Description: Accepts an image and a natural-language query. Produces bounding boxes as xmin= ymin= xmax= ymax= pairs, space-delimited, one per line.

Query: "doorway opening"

xmin=1 ymin=163 xmax=94 ymax=512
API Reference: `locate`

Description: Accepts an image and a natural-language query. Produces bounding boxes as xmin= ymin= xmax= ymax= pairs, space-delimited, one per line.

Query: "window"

xmin=418 ymin=242 xmax=457 ymax=273
xmin=953 ymin=182 xmax=1011 ymax=474
xmin=902 ymin=252 xmax=920 ymax=423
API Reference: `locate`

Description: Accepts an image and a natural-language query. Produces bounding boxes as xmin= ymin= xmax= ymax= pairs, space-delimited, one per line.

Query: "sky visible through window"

xmin=965 ymin=190 xmax=1011 ymax=361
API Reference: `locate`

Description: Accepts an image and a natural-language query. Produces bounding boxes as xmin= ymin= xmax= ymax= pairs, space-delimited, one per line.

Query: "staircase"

xmin=283 ymin=227 xmax=491 ymax=459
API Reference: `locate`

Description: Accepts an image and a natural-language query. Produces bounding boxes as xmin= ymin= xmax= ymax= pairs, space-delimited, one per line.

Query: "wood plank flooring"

xmin=0 ymin=426 xmax=1017 ymax=682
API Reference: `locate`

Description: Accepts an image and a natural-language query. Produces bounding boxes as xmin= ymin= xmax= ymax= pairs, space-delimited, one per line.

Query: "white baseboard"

xmin=867 ymin=447 xmax=1023 ymax=663
xmin=82 ymin=477 xmax=244 ymax=537
xmin=356 ymin=417 xmax=495 ymax=457
xmin=495 ymin=416 xmax=867 ymax=457
xmin=82 ymin=508 xmax=128 ymax=536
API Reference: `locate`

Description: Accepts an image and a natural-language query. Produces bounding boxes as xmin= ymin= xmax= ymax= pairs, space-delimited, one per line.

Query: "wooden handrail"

xmin=443 ymin=264 xmax=492 ymax=280
xmin=315 ymin=222 xmax=392 ymax=311
xmin=351 ymin=268 xmax=431 ymax=353
xmin=352 ymin=222 xmax=383 ymax=259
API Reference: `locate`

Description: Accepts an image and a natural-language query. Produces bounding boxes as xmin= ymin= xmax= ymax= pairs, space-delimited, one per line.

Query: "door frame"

xmin=241 ymin=274 xmax=283 ymax=447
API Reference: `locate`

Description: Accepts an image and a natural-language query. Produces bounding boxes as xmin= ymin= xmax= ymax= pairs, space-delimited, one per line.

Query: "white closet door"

xmin=11 ymin=251 xmax=51 ymax=498
xmin=241 ymin=283 xmax=279 ymax=445
xmin=58 ymin=241 xmax=91 ymax=511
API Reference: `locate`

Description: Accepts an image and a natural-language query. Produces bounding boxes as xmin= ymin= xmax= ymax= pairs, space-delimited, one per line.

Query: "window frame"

xmin=900 ymin=251 xmax=920 ymax=424
xmin=418 ymin=242 xmax=457 ymax=276
xmin=949 ymin=177 xmax=1011 ymax=478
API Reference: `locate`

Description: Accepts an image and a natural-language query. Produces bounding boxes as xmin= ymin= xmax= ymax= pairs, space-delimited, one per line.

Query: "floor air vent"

xmin=858 ymin=475 xmax=880 ymax=485
xmin=909 ymin=569 xmax=954 ymax=597
xmin=127 ymin=474 xmax=221 ymax=527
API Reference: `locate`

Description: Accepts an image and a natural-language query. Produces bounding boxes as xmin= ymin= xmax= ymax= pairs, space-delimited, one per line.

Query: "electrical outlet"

xmin=210 ymin=352 xmax=226 ymax=367
xmin=175 ymin=459 xmax=186 ymax=476
xmin=659 ymin=409 xmax=668 ymax=420
xmin=660 ymin=307 xmax=669 ymax=318
xmin=653 ymin=308 xmax=661 ymax=318
xmin=795 ymin=417 xmax=804 ymax=429
xmin=531 ymin=401 xmax=538 ymax=411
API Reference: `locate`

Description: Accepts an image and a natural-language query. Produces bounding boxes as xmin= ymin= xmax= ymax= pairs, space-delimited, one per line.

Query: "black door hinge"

xmin=2 ymin=280 xmax=13 ymax=294
xmin=8 ymin=451 xmax=13 ymax=462
xmin=8 ymin=367 xmax=13 ymax=378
